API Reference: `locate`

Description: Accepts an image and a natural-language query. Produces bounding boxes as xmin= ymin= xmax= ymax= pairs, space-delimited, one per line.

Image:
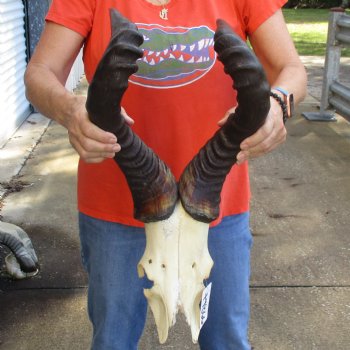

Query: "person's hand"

xmin=218 ymin=100 xmax=287 ymax=165
xmin=217 ymin=106 xmax=236 ymax=127
xmin=64 ymin=95 xmax=134 ymax=163
xmin=236 ymin=97 xmax=286 ymax=164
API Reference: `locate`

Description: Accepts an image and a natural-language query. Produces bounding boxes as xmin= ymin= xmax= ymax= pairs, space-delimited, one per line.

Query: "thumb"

xmin=218 ymin=106 xmax=237 ymax=126
xmin=121 ymin=106 xmax=134 ymax=125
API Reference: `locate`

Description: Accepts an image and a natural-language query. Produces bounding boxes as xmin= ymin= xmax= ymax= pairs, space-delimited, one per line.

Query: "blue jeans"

xmin=79 ymin=212 xmax=253 ymax=350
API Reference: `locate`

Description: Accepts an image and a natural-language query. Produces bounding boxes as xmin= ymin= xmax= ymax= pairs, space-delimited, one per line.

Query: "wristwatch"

xmin=270 ymin=87 xmax=294 ymax=124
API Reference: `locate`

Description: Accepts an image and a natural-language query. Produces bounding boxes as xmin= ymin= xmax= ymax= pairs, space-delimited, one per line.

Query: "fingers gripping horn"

xmin=86 ymin=9 xmax=178 ymax=222
xmin=86 ymin=12 xmax=271 ymax=345
xmin=86 ymin=9 xmax=179 ymax=343
xmin=176 ymin=20 xmax=271 ymax=342
xmin=179 ymin=19 xmax=271 ymax=223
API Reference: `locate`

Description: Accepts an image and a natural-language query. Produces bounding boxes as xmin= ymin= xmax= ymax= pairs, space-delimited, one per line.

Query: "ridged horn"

xmin=0 ymin=221 xmax=38 ymax=273
xmin=86 ymin=9 xmax=178 ymax=222
xmin=179 ymin=19 xmax=271 ymax=223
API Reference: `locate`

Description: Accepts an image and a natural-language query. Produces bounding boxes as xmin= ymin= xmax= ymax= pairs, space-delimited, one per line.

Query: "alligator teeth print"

xmin=130 ymin=24 xmax=216 ymax=88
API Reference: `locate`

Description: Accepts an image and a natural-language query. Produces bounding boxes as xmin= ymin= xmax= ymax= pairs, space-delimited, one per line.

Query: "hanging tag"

xmin=199 ymin=282 xmax=212 ymax=330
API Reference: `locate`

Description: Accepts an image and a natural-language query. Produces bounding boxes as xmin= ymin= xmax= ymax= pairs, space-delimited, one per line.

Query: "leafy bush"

xmin=284 ymin=0 xmax=339 ymax=8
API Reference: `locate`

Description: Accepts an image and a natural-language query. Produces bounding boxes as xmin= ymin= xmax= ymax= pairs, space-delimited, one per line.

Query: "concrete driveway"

xmin=0 ymin=57 xmax=349 ymax=349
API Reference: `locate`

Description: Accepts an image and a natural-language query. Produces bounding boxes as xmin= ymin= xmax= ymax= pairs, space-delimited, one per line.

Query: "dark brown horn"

xmin=0 ymin=222 xmax=38 ymax=273
xmin=86 ymin=9 xmax=177 ymax=222
xmin=179 ymin=19 xmax=271 ymax=223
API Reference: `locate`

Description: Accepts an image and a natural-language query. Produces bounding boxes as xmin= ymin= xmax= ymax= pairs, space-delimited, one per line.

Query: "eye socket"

xmin=148 ymin=259 xmax=152 ymax=264
xmin=192 ymin=262 xmax=196 ymax=268
xmin=161 ymin=263 xmax=166 ymax=269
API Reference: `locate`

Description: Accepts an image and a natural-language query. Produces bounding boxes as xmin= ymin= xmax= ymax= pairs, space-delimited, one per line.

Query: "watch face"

xmin=289 ymin=93 xmax=294 ymax=118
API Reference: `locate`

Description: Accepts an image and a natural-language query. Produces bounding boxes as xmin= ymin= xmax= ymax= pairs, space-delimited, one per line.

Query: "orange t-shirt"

xmin=46 ymin=0 xmax=286 ymax=227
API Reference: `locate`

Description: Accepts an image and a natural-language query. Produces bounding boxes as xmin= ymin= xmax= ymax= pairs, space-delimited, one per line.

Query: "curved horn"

xmin=86 ymin=9 xmax=178 ymax=222
xmin=179 ymin=19 xmax=271 ymax=223
xmin=0 ymin=221 xmax=39 ymax=275
xmin=85 ymin=15 xmax=271 ymax=344
xmin=86 ymin=9 xmax=181 ymax=343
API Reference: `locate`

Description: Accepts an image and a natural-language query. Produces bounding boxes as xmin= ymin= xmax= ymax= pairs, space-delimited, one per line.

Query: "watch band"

xmin=271 ymin=86 xmax=294 ymax=120
xmin=272 ymin=86 xmax=289 ymax=97
xmin=270 ymin=91 xmax=288 ymax=124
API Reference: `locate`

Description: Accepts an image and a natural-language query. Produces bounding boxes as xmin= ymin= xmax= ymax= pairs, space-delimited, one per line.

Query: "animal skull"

xmin=138 ymin=201 xmax=212 ymax=343
xmin=86 ymin=9 xmax=270 ymax=344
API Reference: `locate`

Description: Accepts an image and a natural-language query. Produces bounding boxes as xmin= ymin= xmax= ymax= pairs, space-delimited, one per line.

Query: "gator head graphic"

xmin=130 ymin=24 xmax=216 ymax=88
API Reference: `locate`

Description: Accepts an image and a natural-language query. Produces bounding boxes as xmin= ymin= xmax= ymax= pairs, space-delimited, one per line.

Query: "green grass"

xmin=283 ymin=8 xmax=350 ymax=56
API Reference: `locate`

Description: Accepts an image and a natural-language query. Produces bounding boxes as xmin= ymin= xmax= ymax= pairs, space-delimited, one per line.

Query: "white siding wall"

xmin=0 ymin=0 xmax=31 ymax=147
xmin=0 ymin=0 xmax=84 ymax=147
xmin=65 ymin=49 xmax=84 ymax=92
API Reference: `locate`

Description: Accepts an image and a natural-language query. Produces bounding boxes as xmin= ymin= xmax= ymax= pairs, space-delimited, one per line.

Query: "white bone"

xmin=138 ymin=203 xmax=180 ymax=343
xmin=138 ymin=201 xmax=213 ymax=344
xmin=178 ymin=203 xmax=213 ymax=343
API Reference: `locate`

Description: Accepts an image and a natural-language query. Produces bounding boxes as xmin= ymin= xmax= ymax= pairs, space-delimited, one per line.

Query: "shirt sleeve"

xmin=238 ymin=0 xmax=287 ymax=36
xmin=45 ymin=0 xmax=96 ymax=38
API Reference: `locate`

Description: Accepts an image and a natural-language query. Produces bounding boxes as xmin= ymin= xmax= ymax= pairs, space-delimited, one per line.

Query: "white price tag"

xmin=199 ymin=282 xmax=212 ymax=330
